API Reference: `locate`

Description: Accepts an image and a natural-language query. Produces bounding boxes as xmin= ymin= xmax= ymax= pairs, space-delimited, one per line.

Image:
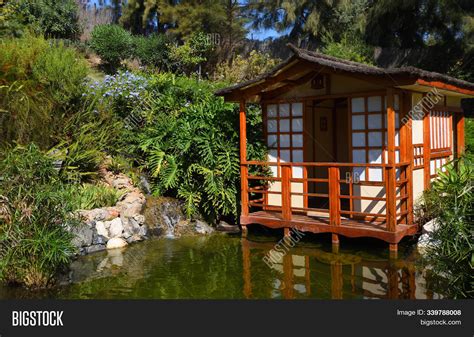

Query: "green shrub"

xmin=0 ymin=34 xmax=88 ymax=149
xmin=420 ymin=156 xmax=473 ymax=298
xmin=63 ymin=183 xmax=123 ymax=210
xmin=0 ymin=144 xmax=76 ymax=288
xmin=132 ymin=33 xmax=171 ymax=70
xmin=90 ymin=24 xmax=133 ymax=71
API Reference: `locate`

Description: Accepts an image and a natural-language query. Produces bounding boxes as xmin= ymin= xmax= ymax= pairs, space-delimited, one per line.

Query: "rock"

xmin=93 ymin=234 xmax=108 ymax=245
xmin=216 ymin=220 xmax=240 ymax=233
xmin=103 ymin=207 xmax=120 ymax=221
xmin=109 ymin=217 xmax=124 ymax=238
xmin=422 ymin=219 xmax=438 ymax=234
xmin=127 ymin=234 xmax=144 ymax=243
xmin=112 ymin=177 xmax=132 ymax=190
xmin=173 ymin=219 xmax=195 ymax=237
xmin=117 ymin=191 xmax=146 ymax=217
xmin=78 ymin=208 xmax=108 ymax=223
xmin=95 ymin=221 xmax=109 ymax=238
xmin=85 ymin=244 xmax=106 ymax=254
xmin=70 ymin=223 xmax=94 ymax=249
xmin=144 ymin=196 xmax=186 ymax=236
xmin=106 ymin=237 xmax=128 ymax=250
xmin=195 ymin=220 xmax=214 ymax=234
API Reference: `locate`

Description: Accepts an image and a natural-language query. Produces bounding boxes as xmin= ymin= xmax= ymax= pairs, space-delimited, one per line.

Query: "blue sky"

xmin=86 ymin=0 xmax=282 ymax=41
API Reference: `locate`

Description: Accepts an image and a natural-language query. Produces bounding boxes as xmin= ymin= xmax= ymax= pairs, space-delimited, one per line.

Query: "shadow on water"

xmin=0 ymin=229 xmax=443 ymax=299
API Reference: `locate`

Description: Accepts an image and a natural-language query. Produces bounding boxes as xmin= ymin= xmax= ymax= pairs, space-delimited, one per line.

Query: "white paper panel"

xmin=267 ymin=119 xmax=277 ymax=132
xmin=368 ymin=114 xmax=382 ymax=129
xmin=395 ymin=131 xmax=399 ymax=146
xmin=292 ymin=103 xmax=303 ymax=116
xmin=280 ymin=134 xmax=290 ymax=148
xmin=267 ymin=135 xmax=278 ymax=148
xmin=353 ymin=149 xmax=366 ymax=163
xmin=292 ymin=118 xmax=303 ymax=132
xmin=430 ymin=160 xmax=435 ymax=175
xmin=368 ymin=96 xmax=382 ymax=112
xmin=368 ymin=131 xmax=382 ymax=147
xmin=280 ymin=150 xmax=291 ymax=163
xmin=292 ymin=150 xmax=303 ymax=162
xmin=352 ymin=115 xmax=365 ymax=130
xmin=351 ymin=97 xmax=365 ymax=113
xmin=369 ymin=149 xmax=382 ymax=164
xmin=368 ymin=167 xmax=383 ymax=182
xmin=292 ymin=134 xmax=303 ymax=147
xmin=352 ymin=132 xmax=365 ymax=147
xmin=270 ymin=165 xmax=278 ymax=177
xmin=292 ymin=166 xmax=303 ymax=178
xmin=279 ymin=103 xmax=290 ymax=117
xmin=353 ymin=167 xmax=366 ymax=181
xmin=279 ymin=119 xmax=290 ymax=132
xmin=267 ymin=104 xmax=277 ymax=118
xmin=395 ymin=150 xmax=400 ymax=163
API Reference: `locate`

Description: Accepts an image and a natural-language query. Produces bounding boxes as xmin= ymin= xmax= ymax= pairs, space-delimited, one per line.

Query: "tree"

xmin=90 ymin=24 xmax=133 ymax=71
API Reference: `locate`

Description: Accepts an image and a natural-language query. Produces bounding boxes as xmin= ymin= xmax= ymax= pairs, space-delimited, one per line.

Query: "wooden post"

xmin=386 ymin=89 xmax=397 ymax=235
xmin=281 ymin=164 xmax=292 ymax=221
xmin=456 ymin=113 xmax=465 ymax=157
xmin=422 ymin=94 xmax=431 ymax=189
xmin=240 ymin=100 xmax=249 ymax=217
xmin=329 ymin=166 xmax=340 ymax=245
xmin=400 ymin=93 xmax=414 ymax=225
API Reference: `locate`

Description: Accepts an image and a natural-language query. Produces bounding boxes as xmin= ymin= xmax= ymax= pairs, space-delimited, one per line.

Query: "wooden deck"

xmin=241 ymin=211 xmax=418 ymax=244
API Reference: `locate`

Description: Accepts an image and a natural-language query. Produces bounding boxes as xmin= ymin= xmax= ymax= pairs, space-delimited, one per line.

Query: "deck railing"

xmin=243 ymin=161 xmax=412 ymax=230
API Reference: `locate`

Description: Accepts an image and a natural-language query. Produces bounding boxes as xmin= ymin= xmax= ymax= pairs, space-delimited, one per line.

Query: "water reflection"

xmin=0 ymin=235 xmax=442 ymax=299
xmin=241 ymin=239 xmax=439 ymax=299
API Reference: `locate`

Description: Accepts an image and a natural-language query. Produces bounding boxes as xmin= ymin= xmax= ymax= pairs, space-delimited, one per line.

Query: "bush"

xmin=90 ymin=24 xmax=133 ymax=71
xmin=419 ymin=156 xmax=473 ymax=298
xmin=62 ymin=184 xmax=123 ymax=210
xmin=214 ymin=50 xmax=280 ymax=84
xmin=0 ymin=144 xmax=77 ymax=288
xmin=21 ymin=0 xmax=81 ymax=39
xmin=0 ymin=35 xmax=88 ymax=149
xmin=132 ymin=33 xmax=171 ymax=70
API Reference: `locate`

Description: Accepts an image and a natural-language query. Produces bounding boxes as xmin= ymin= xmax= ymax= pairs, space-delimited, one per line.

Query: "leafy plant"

xmin=90 ymin=24 xmax=133 ymax=71
xmin=0 ymin=144 xmax=76 ymax=288
xmin=62 ymin=183 xmax=123 ymax=210
xmin=132 ymin=33 xmax=171 ymax=70
xmin=419 ymin=156 xmax=473 ymax=298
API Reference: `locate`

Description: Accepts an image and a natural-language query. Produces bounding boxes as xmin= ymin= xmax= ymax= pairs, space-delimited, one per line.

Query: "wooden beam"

xmin=416 ymin=79 xmax=474 ymax=96
xmin=261 ymin=71 xmax=318 ymax=100
xmin=422 ymin=94 xmax=431 ymax=189
xmin=456 ymin=113 xmax=465 ymax=157
xmin=386 ymin=89 xmax=397 ymax=233
xmin=240 ymin=101 xmax=249 ymax=217
xmin=401 ymin=93 xmax=414 ymax=225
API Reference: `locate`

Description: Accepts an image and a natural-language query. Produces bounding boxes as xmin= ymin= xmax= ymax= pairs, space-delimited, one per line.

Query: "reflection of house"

xmin=216 ymin=44 xmax=474 ymax=251
xmin=241 ymin=240 xmax=435 ymax=299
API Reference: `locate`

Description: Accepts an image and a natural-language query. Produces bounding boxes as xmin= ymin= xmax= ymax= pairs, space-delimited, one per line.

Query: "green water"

xmin=0 ymin=233 xmax=442 ymax=299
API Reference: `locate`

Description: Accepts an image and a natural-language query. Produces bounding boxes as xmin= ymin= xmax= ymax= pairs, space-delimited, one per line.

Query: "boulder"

xmin=144 ymin=196 xmax=186 ymax=236
xmin=95 ymin=221 xmax=109 ymax=238
xmin=108 ymin=217 xmax=124 ymax=238
xmin=85 ymin=244 xmax=106 ymax=254
xmin=70 ymin=223 xmax=94 ymax=249
xmin=195 ymin=220 xmax=214 ymax=235
xmin=216 ymin=220 xmax=240 ymax=233
xmin=106 ymin=237 xmax=128 ymax=250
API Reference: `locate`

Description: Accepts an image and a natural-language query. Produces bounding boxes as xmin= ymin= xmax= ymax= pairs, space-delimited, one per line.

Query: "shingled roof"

xmin=215 ymin=43 xmax=474 ymax=97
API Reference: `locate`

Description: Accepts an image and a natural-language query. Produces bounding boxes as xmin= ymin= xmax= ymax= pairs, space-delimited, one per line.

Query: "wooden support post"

xmin=422 ymin=94 xmax=431 ymax=189
xmin=281 ymin=164 xmax=292 ymax=221
xmin=386 ymin=89 xmax=397 ymax=236
xmin=400 ymin=93 xmax=414 ymax=225
xmin=241 ymin=225 xmax=248 ymax=238
xmin=239 ymin=100 xmax=249 ymax=217
xmin=329 ymin=166 xmax=341 ymax=246
xmin=456 ymin=113 xmax=465 ymax=157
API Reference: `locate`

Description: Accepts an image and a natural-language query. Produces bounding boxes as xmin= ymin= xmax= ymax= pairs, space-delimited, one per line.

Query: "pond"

xmin=0 ymin=232 xmax=443 ymax=299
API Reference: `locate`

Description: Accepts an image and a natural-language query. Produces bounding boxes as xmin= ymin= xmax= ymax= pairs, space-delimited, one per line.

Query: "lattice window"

xmin=429 ymin=109 xmax=453 ymax=178
xmin=265 ymin=103 xmax=304 ymax=178
xmin=350 ymin=95 xmax=400 ymax=182
xmin=413 ymin=144 xmax=424 ymax=169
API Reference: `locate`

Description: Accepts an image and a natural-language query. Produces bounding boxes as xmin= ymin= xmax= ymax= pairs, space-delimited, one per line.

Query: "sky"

xmin=85 ymin=0 xmax=283 ymax=41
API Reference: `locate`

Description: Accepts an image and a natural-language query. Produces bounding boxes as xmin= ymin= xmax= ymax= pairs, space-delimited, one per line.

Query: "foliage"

xmin=169 ymin=32 xmax=213 ymax=75
xmin=0 ymin=144 xmax=76 ymax=288
xmin=214 ymin=50 xmax=280 ymax=84
xmin=419 ymin=156 xmax=473 ymax=298
xmin=321 ymin=33 xmax=374 ymax=65
xmin=62 ymin=183 xmax=123 ymax=210
xmin=0 ymin=1 xmax=26 ymax=37
xmin=21 ymin=0 xmax=81 ymax=39
xmin=90 ymin=24 xmax=133 ymax=71
xmin=132 ymin=33 xmax=171 ymax=70
xmin=0 ymin=34 xmax=88 ymax=149
xmin=87 ymin=72 xmax=267 ymax=222
xmin=466 ymin=118 xmax=474 ymax=155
